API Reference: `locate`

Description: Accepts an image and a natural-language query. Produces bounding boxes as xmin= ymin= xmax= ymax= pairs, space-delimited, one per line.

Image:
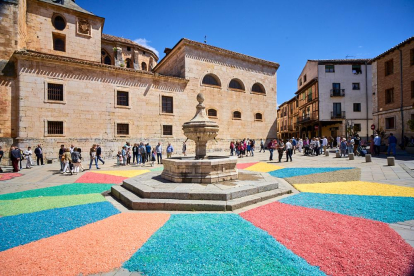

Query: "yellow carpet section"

xmin=92 ymin=170 xmax=150 ymax=178
xmin=244 ymin=163 xmax=284 ymax=173
xmin=294 ymin=181 xmax=414 ymax=197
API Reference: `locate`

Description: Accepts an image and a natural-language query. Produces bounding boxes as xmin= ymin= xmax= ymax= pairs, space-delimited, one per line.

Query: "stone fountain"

xmin=161 ymin=93 xmax=238 ymax=183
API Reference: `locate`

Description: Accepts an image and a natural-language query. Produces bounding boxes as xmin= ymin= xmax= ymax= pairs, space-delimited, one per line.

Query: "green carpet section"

xmin=0 ymin=184 xmax=114 ymax=200
xmin=150 ymin=166 xmax=164 ymax=172
xmin=0 ymin=194 xmax=106 ymax=217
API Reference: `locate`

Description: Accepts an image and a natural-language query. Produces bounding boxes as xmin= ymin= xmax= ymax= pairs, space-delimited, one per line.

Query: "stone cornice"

xmin=12 ymin=50 xmax=188 ymax=83
xmin=154 ymin=38 xmax=279 ymax=73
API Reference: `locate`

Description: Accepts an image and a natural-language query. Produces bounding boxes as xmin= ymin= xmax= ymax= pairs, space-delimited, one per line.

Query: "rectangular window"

xmin=352 ymin=83 xmax=360 ymax=90
xmin=299 ymin=78 xmax=302 ymax=86
xmin=333 ymin=103 xmax=341 ymax=118
xmin=162 ymin=96 xmax=173 ymax=113
xmin=411 ymin=48 xmax=414 ymax=66
xmin=385 ymin=117 xmax=395 ymax=129
xmin=308 ymin=87 xmax=312 ymax=101
xmin=354 ymin=124 xmax=361 ymax=132
xmin=325 ymin=65 xmax=335 ymax=73
xmin=411 ymin=81 xmax=414 ymax=98
xmin=353 ymin=103 xmax=361 ymax=112
xmin=303 ymin=74 xmax=307 ymax=82
xmin=47 ymin=121 xmax=63 ymax=135
xmin=53 ymin=33 xmax=65 ymax=52
xmin=385 ymin=59 xmax=393 ymax=76
xmin=352 ymin=64 xmax=362 ymax=74
xmin=117 ymin=123 xmax=129 ymax=135
xmin=385 ymin=88 xmax=394 ymax=104
xmin=117 ymin=91 xmax=129 ymax=106
xmin=47 ymin=83 xmax=64 ymax=101
xmin=163 ymin=125 xmax=173 ymax=136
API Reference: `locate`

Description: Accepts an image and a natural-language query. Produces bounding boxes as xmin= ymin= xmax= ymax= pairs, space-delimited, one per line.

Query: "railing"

xmin=297 ymin=112 xmax=318 ymax=123
xmin=307 ymin=95 xmax=313 ymax=102
xmin=330 ymin=89 xmax=345 ymax=97
xmin=331 ymin=111 xmax=346 ymax=119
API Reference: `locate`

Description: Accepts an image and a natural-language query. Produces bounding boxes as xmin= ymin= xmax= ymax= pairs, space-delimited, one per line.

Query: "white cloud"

xmin=134 ymin=38 xmax=159 ymax=57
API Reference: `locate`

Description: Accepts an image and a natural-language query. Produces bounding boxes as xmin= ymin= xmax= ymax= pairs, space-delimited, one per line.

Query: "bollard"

xmin=336 ymin=152 xmax=341 ymax=158
xmin=348 ymin=153 xmax=354 ymax=160
xmin=365 ymin=154 xmax=372 ymax=162
xmin=325 ymin=151 xmax=329 ymax=156
xmin=387 ymin=156 xmax=395 ymax=166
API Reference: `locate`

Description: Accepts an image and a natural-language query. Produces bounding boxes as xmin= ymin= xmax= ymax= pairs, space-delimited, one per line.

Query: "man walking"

xmin=166 ymin=143 xmax=174 ymax=158
xmin=146 ymin=143 xmax=152 ymax=162
xmin=374 ymin=134 xmax=381 ymax=156
xmin=285 ymin=139 xmax=293 ymax=162
xmin=10 ymin=146 xmax=21 ymax=172
xmin=89 ymin=144 xmax=100 ymax=170
xmin=291 ymin=137 xmax=297 ymax=154
xmin=260 ymin=139 xmax=265 ymax=153
xmin=34 ymin=144 xmax=44 ymax=165
xmin=156 ymin=142 xmax=163 ymax=164
xmin=322 ymin=136 xmax=328 ymax=154
xmin=96 ymin=144 xmax=105 ymax=165
xmin=387 ymin=133 xmax=397 ymax=156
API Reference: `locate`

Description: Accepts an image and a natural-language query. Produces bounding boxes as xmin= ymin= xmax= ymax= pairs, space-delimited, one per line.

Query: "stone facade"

xmin=0 ymin=0 xmax=279 ymax=161
xmin=371 ymin=37 xmax=414 ymax=142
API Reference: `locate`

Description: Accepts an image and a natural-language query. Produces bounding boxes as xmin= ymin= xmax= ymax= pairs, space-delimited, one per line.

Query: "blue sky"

xmin=78 ymin=0 xmax=414 ymax=106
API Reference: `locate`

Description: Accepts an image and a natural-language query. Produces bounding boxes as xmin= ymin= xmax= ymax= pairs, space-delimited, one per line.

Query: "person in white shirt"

xmin=336 ymin=136 xmax=341 ymax=148
xmin=24 ymin=146 xmax=33 ymax=169
xmin=322 ymin=136 xmax=328 ymax=153
xmin=285 ymin=139 xmax=293 ymax=162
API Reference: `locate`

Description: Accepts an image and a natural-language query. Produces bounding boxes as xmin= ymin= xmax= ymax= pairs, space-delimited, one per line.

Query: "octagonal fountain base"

xmin=161 ymin=156 xmax=238 ymax=184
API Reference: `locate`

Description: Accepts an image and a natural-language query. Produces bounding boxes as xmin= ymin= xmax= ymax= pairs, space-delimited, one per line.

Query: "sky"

xmin=78 ymin=0 xmax=414 ymax=106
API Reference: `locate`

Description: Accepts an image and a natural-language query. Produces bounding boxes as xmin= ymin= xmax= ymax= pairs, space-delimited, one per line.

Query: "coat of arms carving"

xmin=77 ymin=18 xmax=91 ymax=35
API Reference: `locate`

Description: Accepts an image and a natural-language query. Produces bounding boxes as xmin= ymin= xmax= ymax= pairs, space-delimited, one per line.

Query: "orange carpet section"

xmin=0 ymin=213 xmax=170 ymax=276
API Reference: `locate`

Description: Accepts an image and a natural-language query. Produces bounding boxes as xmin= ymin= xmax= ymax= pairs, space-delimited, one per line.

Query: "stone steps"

xmin=111 ymin=185 xmax=291 ymax=211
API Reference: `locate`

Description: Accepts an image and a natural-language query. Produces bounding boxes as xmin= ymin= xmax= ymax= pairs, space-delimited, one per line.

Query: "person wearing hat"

xmin=340 ymin=138 xmax=347 ymax=157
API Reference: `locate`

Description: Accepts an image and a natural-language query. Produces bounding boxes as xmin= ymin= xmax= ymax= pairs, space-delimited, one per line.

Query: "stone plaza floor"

xmin=0 ymin=150 xmax=413 ymax=275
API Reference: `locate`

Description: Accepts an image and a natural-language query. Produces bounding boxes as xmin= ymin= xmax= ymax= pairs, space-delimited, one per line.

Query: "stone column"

xmin=133 ymin=50 xmax=139 ymax=70
xmin=115 ymin=47 xmax=123 ymax=67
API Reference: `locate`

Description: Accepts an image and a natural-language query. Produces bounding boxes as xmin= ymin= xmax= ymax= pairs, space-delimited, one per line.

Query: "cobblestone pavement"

xmin=0 ymin=150 xmax=413 ymax=275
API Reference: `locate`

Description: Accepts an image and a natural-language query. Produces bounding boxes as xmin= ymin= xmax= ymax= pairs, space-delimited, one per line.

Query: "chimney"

xmin=164 ymin=48 xmax=172 ymax=55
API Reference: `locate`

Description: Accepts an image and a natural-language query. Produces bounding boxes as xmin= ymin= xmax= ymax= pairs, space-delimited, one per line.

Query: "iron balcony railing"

xmin=297 ymin=112 xmax=318 ymax=123
xmin=330 ymin=89 xmax=345 ymax=97
xmin=331 ymin=111 xmax=346 ymax=119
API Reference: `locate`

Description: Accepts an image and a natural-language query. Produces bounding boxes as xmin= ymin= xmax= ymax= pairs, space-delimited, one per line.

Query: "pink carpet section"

xmin=0 ymin=173 xmax=23 ymax=181
xmin=236 ymin=162 xmax=258 ymax=170
xmin=74 ymin=172 xmax=127 ymax=184
xmin=241 ymin=202 xmax=414 ymax=276
xmin=0 ymin=213 xmax=171 ymax=276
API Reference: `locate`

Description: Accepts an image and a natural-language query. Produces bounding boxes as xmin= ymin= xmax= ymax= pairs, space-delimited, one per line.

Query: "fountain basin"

xmin=161 ymin=156 xmax=238 ymax=183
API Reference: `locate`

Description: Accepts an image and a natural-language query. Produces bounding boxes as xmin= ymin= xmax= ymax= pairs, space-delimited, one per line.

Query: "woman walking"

xmin=277 ymin=140 xmax=285 ymax=162
xmin=340 ymin=138 xmax=347 ymax=157
xmin=62 ymin=148 xmax=72 ymax=174
xmin=71 ymin=148 xmax=81 ymax=174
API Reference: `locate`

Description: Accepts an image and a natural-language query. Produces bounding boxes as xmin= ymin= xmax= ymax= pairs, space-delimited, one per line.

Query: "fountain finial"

xmin=197 ymin=93 xmax=205 ymax=104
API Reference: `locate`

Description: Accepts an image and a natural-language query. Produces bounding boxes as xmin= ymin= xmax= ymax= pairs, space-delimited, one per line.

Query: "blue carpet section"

xmin=0 ymin=201 xmax=119 ymax=252
xmin=280 ymin=193 xmax=414 ymax=223
xmin=123 ymin=214 xmax=326 ymax=276
xmin=269 ymin=167 xmax=354 ymax=178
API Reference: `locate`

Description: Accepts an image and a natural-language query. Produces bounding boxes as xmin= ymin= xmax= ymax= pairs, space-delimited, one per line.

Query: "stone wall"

xmin=26 ymin=0 xmax=103 ymax=62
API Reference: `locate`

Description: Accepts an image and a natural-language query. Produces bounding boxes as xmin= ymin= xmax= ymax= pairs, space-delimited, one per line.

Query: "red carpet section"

xmin=74 ymin=172 xmax=127 ymax=184
xmin=236 ymin=162 xmax=258 ymax=170
xmin=240 ymin=202 xmax=414 ymax=276
xmin=0 ymin=173 xmax=23 ymax=181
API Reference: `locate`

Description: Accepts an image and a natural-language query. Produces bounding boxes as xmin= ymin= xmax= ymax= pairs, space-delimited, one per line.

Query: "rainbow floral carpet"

xmin=0 ymin=164 xmax=413 ymax=276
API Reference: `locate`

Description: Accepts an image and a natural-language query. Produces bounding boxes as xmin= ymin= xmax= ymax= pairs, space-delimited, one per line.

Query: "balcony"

xmin=288 ymin=125 xmax=294 ymax=131
xmin=297 ymin=112 xmax=318 ymax=124
xmin=331 ymin=111 xmax=346 ymax=119
xmin=307 ymin=95 xmax=313 ymax=102
xmin=330 ymin=89 xmax=345 ymax=97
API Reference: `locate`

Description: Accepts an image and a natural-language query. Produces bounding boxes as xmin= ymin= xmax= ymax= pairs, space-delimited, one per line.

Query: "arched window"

xmin=202 ymin=74 xmax=221 ymax=87
xmin=252 ymin=83 xmax=265 ymax=94
xmin=233 ymin=111 xmax=241 ymax=119
xmin=52 ymin=15 xmax=66 ymax=30
xmin=125 ymin=58 xmax=133 ymax=68
xmin=229 ymin=79 xmax=244 ymax=91
xmin=255 ymin=113 xmax=263 ymax=121
xmin=141 ymin=62 xmax=147 ymax=71
xmin=149 ymin=57 xmax=154 ymax=70
xmin=101 ymin=49 xmax=112 ymax=65
xmin=208 ymin=109 xmax=217 ymax=117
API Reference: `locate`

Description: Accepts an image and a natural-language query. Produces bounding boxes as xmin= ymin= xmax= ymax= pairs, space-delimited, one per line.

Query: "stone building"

xmin=295 ymin=59 xmax=372 ymax=140
xmin=277 ymin=97 xmax=298 ymax=140
xmin=371 ymin=36 xmax=414 ymax=143
xmin=0 ymin=0 xmax=279 ymax=161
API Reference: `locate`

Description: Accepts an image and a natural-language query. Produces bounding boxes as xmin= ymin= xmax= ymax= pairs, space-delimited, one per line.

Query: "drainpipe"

xmin=365 ymin=61 xmax=368 ymax=141
xmin=399 ymin=49 xmax=404 ymax=142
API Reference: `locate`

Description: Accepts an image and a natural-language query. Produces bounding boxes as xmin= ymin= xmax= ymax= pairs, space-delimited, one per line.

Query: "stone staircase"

xmin=111 ymin=171 xmax=291 ymax=211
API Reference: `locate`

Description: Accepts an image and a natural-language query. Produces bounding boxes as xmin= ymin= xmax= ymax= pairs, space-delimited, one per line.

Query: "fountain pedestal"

xmin=161 ymin=93 xmax=238 ymax=183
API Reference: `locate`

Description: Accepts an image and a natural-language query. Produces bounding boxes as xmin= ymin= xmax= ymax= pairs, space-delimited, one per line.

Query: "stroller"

xmin=356 ymin=145 xmax=367 ymax=157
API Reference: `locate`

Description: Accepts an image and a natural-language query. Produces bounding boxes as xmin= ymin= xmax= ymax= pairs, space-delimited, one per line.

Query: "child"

xmin=127 ymin=148 xmax=131 ymax=165
xmin=117 ymin=151 xmax=123 ymax=166
xmin=151 ymin=149 xmax=156 ymax=167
